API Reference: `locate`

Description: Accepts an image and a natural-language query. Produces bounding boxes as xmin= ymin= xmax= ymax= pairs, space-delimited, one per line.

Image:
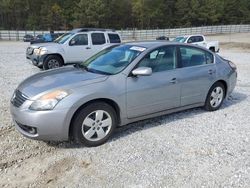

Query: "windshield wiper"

xmin=74 ymin=63 xmax=88 ymax=71
xmin=88 ymin=68 xmax=112 ymax=75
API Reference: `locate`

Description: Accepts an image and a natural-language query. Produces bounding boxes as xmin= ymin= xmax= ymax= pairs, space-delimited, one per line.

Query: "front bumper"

xmin=26 ymin=48 xmax=46 ymax=67
xmin=10 ymin=101 xmax=70 ymax=141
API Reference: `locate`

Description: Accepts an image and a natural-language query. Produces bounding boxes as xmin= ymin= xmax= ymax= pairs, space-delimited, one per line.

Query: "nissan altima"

xmin=10 ymin=42 xmax=237 ymax=146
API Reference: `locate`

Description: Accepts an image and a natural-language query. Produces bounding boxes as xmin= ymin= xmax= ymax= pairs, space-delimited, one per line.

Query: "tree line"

xmin=0 ymin=0 xmax=250 ymax=30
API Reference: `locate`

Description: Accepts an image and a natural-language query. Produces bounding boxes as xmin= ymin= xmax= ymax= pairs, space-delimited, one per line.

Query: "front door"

xmin=65 ymin=33 xmax=92 ymax=63
xmin=126 ymin=46 xmax=181 ymax=118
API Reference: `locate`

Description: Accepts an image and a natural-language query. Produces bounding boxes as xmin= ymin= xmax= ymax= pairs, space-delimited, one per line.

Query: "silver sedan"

xmin=10 ymin=42 xmax=237 ymax=146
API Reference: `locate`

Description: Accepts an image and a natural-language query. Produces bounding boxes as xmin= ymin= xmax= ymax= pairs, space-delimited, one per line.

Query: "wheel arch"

xmin=213 ymin=80 xmax=228 ymax=98
xmin=68 ymin=98 xmax=121 ymax=139
xmin=44 ymin=53 xmax=65 ymax=64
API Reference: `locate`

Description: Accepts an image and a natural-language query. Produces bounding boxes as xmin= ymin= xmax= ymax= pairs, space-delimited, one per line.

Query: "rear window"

xmin=180 ymin=46 xmax=214 ymax=67
xmin=91 ymin=33 xmax=106 ymax=45
xmin=108 ymin=33 xmax=121 ymax=43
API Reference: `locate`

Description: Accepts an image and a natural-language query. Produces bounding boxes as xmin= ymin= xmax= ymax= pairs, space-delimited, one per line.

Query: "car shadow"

xmin=46 ymin=91 xmax=247 ymax=148
xmin=111 ymin=91 xmax=247 ymax=142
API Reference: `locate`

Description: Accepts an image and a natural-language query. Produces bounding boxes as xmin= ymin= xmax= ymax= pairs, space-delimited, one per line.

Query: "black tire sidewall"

xmin=71 ymin=102 xmax=117 ymax=147
xmin=205 ymin=82 xmax=225 ymax=111
xmin=43 ymin=55 xmax=63 ymax=70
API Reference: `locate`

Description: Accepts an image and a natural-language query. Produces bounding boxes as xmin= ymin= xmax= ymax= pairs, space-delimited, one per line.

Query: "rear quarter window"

xmin=108 ymin=33 xmax=121 ymax=43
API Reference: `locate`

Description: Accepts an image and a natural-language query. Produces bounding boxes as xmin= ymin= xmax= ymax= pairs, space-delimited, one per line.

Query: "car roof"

xmin=124 ymin=41 xmax=182 ymax=48
xmin=176 ymin=35 xmax=204 ymax=38
xmin=123 ymin=41 xmax=212 ymax=52
xmin=70 ymin=28 xmax=116 ymax=33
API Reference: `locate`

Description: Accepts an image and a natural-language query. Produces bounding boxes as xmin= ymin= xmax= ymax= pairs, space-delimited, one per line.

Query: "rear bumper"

xmin=227 ymin=71 xmax=237 ymax=98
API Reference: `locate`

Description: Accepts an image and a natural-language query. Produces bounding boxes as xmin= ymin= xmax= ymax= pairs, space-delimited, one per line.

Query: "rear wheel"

xmin=43 ymin=55 xmax=63 ymax=70
xmin=71 ymin=102 xmax=117 ymax=147
xmin=205 ymin=82 xmax=225 ymax=111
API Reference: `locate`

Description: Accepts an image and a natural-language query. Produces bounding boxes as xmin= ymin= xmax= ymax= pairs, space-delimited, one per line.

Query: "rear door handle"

xmin=208 ymin=69 xmax=216 ymax=75
xmin=170 ymin=78 xmax=177 ymax=84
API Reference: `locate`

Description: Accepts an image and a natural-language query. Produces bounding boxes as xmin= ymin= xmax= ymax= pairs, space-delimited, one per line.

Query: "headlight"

xmin=39 ymin=48 xmax=48 ymax=55
xmin=29 ymin=90 xmax=70 ymax=111
xmin=34 ymin=48 xmax=40 ymax=55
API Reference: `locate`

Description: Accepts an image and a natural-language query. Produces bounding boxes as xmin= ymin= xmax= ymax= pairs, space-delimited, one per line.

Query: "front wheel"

xmin=71 ymin=102 xmax=117 ymax=147
xmin=43 ymin=55 xmax=63 ymax=70
xmin=204 ymin=82 xmax=225 ymax=111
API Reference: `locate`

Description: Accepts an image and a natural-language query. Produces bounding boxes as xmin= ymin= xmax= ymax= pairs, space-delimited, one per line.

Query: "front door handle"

xmin=170 ymin=78 xmax=177 ymax=84
xmin=86 ymin=47 xmax=91 ymax=49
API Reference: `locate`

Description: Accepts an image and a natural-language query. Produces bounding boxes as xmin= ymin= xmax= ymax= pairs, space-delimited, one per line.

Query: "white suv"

xmin=26 ymin=28 xmax=121 ymax=69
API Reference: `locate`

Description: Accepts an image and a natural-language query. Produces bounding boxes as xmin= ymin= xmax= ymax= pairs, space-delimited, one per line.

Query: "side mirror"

xmin=69 ymin=39 xmax=76 ymax=46
xmin=132 ymin=67 xmax=152 ymax=76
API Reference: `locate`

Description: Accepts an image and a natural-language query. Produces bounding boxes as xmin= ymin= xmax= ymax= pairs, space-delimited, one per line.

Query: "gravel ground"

xmin=0 ymin=38 xmax=250 ymax=188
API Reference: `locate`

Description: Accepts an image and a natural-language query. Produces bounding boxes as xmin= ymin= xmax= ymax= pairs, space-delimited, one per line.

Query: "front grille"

xmin=11 ymin=90 xmax=28 ymax=107
xmin=26 ymin=47 xmax=33 ymax=55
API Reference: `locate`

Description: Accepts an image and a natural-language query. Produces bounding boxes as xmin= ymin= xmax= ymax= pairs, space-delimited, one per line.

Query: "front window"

xmin=69 ymin=34 xmax=88 ymax=46
xmin=173 ymin=37 xmax=187 ymax=43
xmin=80 ymin=45 xmax=146 ymax=75
xmin=137 ymin=46 xmax=177 ymax=72
xmin=54 ymin=33 xmax=75 ymax=44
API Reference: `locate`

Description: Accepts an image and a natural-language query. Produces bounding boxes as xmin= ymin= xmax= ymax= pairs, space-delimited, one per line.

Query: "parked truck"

xmin=173 ymin=35 xmax=219 ymax=52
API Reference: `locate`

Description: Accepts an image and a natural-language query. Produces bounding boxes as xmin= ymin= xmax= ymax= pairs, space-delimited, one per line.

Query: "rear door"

xmin=126 ymin=46 xmax=181 ymax=118
xmin=89 ymin=32 xmax=108 ymax=57
xmin=177 ymin=46 xmax=216 ymax=106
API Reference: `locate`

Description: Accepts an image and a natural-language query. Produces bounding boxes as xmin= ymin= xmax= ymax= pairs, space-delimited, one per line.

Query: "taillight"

xmin=228 ymin=61 xmax=237 ymax=71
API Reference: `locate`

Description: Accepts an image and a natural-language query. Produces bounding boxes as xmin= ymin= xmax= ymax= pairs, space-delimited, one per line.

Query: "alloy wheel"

xmin=81 ymin=110 xmax=112 ymax=141
xmin=210 ymin=86 xmax=224 ymax=108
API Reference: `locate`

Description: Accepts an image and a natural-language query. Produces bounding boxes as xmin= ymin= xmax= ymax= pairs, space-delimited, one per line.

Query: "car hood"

xmin=30 ymin=42 xmax=59 ymax=49
xmin=17 ymin=66 xmax=108 ymax=98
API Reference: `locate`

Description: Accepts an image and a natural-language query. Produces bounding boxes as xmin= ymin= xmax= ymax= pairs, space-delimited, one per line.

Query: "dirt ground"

xmin=0 ymin=33 xmax=250 ymax=187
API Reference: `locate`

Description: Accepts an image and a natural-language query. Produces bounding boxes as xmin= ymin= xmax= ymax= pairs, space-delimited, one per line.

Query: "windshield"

xmin=80 ymin=45 xmax=146 ymax=75
xmin=173 ymin=37 xmax=187 ymax=43
xmin=54 ymin=33 xmax=74 ymax=44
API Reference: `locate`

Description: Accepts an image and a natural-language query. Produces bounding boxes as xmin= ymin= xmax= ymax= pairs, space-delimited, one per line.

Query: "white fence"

xmin=0 ymin=25 xmax=250 ymax=41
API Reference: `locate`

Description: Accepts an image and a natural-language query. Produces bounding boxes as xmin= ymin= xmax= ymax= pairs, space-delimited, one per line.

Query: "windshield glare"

xmin=54 ymin=33 xmax=74 ymax=44
xmin=173 ymin=37 xmax=187 ymax=43
xmin=80 ymin=45 xmax=145 ymax=75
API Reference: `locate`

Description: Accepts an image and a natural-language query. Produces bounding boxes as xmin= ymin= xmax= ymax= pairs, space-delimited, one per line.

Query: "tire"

xmin=43 ymin=55 xmax=63 ymax=70
xmin=204 ymin=82 xmax=225 ymax=111
xmin=71 ymin=102 xmax=118 ymax=147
